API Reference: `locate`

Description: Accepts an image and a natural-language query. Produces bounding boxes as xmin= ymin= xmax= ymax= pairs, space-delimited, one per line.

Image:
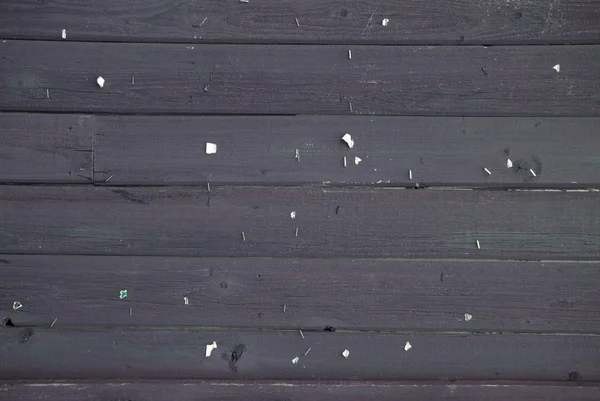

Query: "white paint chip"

xmin=409 ymin=170 xmax=413 ymax=180
xmin=553 ymin=64 xmax=560 ymax=72
xmin=96 ymin=76 xmax=105 ymax=88
xmin=484 ymin=167 xmax=492 ymax=175
xmin=348 ymin=49 xmax=352 ymax=59
xmin=343 ymin=156 xmax=347 ymax=168
xmin=530 ymin=169 xmax=537 ymax=177
xmin=382 ymin=18 xmax=390 ymax=27
xmin=342 ymin=349 xmax=350 ymax=358
xmin=61 ymin=29 xmax=67 ymax=39
xmin=183 ymin=296 xmax=189 ymax=305
xmin=13 ymin=301 xmax=23 ymax=310
xmin=240 ymin=0 xmax=249 ymax=2
xmin=404 ymin=341 xmax=412 ymax=351
xmin=476 ymin=240 xmax=481 ymax=250
xmin=506 ymin=158 xmax=513 ymax=168
xmin=465 ymin=313 xmax=473 ymax=321
xmin=206 ymin=142 xmax=217 ymax=154
xmin=354 ymin=156 xmax=362 ymax=165
xmin=341 ymin=133 xmax=354 ymax=148
xmin=205 ymin=341 xmax=218 ymax=357
xmin=290 ymin=211 xmax=296 ymax=219
xmin=292 ymin=356 xmax=300 ymax=364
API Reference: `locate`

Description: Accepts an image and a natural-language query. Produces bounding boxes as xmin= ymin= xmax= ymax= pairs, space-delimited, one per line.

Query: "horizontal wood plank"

xmin=93 ymin=115 xmax=600 ymax=186
xmin=2 ymin=255 xmax=599 ymax=332
xmin=3 ymin=380 xmax=600 ymax=401
xmin=2 ymin=41 xmax=599 ymax=116
xmin=0 ymin=328 xmax=598 ymax=381
xmin=1 ymin=187 xmax=598 ymax=259
xmin=1 ymin=0 xmax=599 ymax=45
xmin=0 ymin=113 xmax=93 ymax=183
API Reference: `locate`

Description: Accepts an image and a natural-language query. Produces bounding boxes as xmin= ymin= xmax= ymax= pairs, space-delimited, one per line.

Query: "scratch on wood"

xmin=361 ymin=12 xmax=376 ymax=35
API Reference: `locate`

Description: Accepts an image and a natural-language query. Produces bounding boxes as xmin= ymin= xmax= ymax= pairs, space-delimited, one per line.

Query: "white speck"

xmin=409 ymin=170 xmax=413 ymax=180
xmin=206 ymin=142 xmax=217 ymax=154
xmin=343 ymin=156 xmax=347 ymax=168
xmin=183 ymin=296 xmax=189 ymax=305
xmin=240 ymin=0 xmax=249 ymax=2
xmin=404 ymin=341 xmax=412 ymax=351
xmin=382 ymin=18 xmax=390 ymax=26
xmin=553 ymin=64 xmax=560 ymax=73
xmin=295 ymin=149 xmax=300 ymax=161
xmin=299 ymin=330 xmax=304 ymax=339
xmin=304 ymin=347 xmax=311 ymax=356
xmin=484 ymin=167 xmax=491 ymax=175
xmin=465 ymin=313 xmax=473 ymax=321
xmin=205 ymin=341 xmax=218 ymax=357
xmin=342 ymin=349 xmax=350 ymax=358
xmin=476 ymin=240 xmax=481 ymax=249
xmin=295 ymin=17 xmax=300 ymax=27
xmin=290 ymin=211 xmax=296 ymax=219
xmin=61 ymin=29 xmax=67 ymax=39
xmin=354 ymin=156 xmax=362 ymax=165
xmin=13 ymin=301 xmax=23 ymax=310
xmin=51 ymin=318 xmax=58 ymax=327
xmin=46 ymin=89 xmax=50 ymax=99
xmin=341 ymin=133 xmax=354 ymax=148
xmin=96 ymin=76 xmax=105 ymax=88
xmin=348 ymin=50 xmax=352 ymax=60
xmin=292 ymin=356 xmax=300 ymax=364
xmin=530 ymin=169 xmax=537 ymax=177
xmin=506 ymin=158 xmax=513 ymax=168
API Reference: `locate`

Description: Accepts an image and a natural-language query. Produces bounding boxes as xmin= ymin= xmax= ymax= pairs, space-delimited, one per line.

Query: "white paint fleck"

xmin=183 ymin=296 xmax=189 ymax=305
xmin=404 ymin=341 xmax=412 ymax=351
xmin=61 ymin=29 xmax=67 ymax=39
xmin=530 ymin=168 xmax=537 ymax=177
xmin=205 ymin=341 xmax=218 ymax=357
xmin=341 ymin=133 xmax=354 ymax=148
xmin=354 ymin=156 xmax=362 ymax=165
xmin=290 ymin=211 xmax=296 ymax=219
xmin=343 ymin=156 xmax=347 ymax=168
xmin=96 ymin=76 xmax=105 ymax=88
xmin=506 ymin=158 xmax=513 ymax=168
xmin=299 ymin=330 xmax=304 ymax=339
xmin=304 ymin=347 xmax=312 ymax=356
xmin=295 ymin=17 xmax=300 ymax=27
xmin=348 ymin=49 xmax=352 ymax=59
xmin=239 ymin=0 xmax=249 ymax=2
xmin=342 ymin=349 xmax=350 ymax=358
xmin=409 ymin=170 xmax=412 ymax=180
xmin=13 ymin=301 xmax=23 ymax=310
xmin=484 ymin=167 xmax=491 ymax=175
xmin=476 ymin=240 xmax=481 ymax=249
xmin=295 ymin=149 xmax=300 ymax=161
xmin=206 ymin=142 xmax=217 ymax=154
xmin=382 ymin=18 xmax=390 ymax=27
xmin=465 ymin=313 xmax=473 ymax=321
xmin=553 ymin=64 xmax=560 ymax=72
xmin=292 ymin=356 xmax=300 ymax=364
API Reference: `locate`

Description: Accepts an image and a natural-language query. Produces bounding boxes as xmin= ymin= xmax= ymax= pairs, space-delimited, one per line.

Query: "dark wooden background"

xmin=1 ymin=0 xmax=599 ymax=399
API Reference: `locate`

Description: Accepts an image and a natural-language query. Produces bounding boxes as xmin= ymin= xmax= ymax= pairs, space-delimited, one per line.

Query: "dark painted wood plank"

xmin=2 ymin=41 xmax=599 ymax=116
xmin=1 ymin=0 xmax=599 ymax=45
xmin=1 ymin=187 xmax=598 ymax=259
xmin=0 ymin=113 xmax=93 ymax=183
xmin=94 ymin=115 xmax=600 ymax=186
xmin=3 ymin=380 xmax=600 ymax=401
xmin=0 ymin=328 xmax=598 ymax=380
xmin=2 ymin=255 xmax=599 ymax=333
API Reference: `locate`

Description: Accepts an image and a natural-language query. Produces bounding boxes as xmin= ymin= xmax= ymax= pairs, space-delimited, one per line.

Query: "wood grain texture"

xmin=2 ymin=255 xmax=599 ymax=333
xmin=1 ymin=328 xmax=598 ymax=380
xmin=1 ymin=186 xmax=599 ymax=259
xmin=93 ymin=115 xmax=600 ymax=186
xmin=1 ymin=0 xmax=599 ymax=44
xmin=2 ymin=41 xmax=599 ymax=116
xmin=3 ymin=380 xmax=600 ymax=401
xmin=0 ymin=113 xmax=93 ymax=183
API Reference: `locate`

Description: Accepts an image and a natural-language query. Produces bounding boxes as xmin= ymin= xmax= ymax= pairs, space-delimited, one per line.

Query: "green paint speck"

xmin=119 ymin=290 xmax=128 ymax=299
